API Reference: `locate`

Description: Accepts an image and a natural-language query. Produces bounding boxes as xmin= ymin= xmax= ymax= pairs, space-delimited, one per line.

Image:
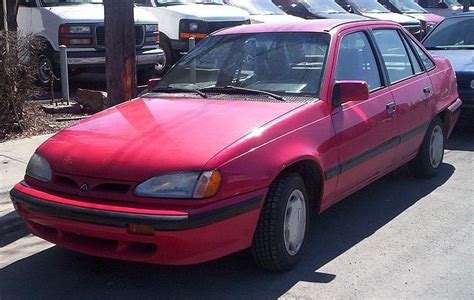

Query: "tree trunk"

xmin=463 ymin=0 xmax=470 ymax=12
xmin=104 ymin=0 xmax=137 ymax=107
xmin=0 ymin=0 xmax=19 ymax=31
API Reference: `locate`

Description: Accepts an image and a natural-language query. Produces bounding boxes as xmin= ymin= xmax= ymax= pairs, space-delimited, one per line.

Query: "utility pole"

xmin=104 ymin=0 xmax=136 ymax=106
xmin=463 ymin=0 xmax=470 ymax=12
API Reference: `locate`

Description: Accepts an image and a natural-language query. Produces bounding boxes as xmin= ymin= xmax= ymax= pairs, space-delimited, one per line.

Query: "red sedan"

xmin=11 ymin=19 xmax=461 ymax=272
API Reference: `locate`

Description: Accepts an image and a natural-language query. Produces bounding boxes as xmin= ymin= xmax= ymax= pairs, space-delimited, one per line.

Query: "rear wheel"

xmin=37 ymin=51 xmax=54 ymax=87
xmin=252 ymin=173 xmax=309 ymax=272
xmin=410 ymin=117 xmax=445 ymax=178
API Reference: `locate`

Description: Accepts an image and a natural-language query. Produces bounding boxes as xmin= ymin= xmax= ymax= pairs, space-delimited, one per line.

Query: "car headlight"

xmin=471 ymin=80 xmax=474 ymax=89
xmin=145 ymin=24 xmax=159 ymax=33
xmin=66 ymin=25 xmax=91 ymax=34
xmin=134 ymin=170 xmax=222 ymax=199
xmin=25 ymin=153 xmax=52 ymax=183
xmin=189 ymin=22 xmax=199 ymax=32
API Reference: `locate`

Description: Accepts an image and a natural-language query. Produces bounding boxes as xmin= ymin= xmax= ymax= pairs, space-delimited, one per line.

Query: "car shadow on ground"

xmin=446 ymin=109 xmax=474 ymax=151
xmin=0 ymin=160 xmax=455 ymax=299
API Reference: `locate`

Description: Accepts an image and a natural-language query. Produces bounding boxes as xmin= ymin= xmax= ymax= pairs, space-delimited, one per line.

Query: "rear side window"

xmin=401 ymin=35 xmax=423 ymax=74
xmin=412 ymin=42 xmax=436 ymax=70
xmin=335 ymin=31 xmax=382 ymax=91
xmin=373 ymin=29 xmax=414 ymax=84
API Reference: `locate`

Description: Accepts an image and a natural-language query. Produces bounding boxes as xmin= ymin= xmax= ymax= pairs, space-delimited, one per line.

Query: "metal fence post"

xmin=59 ymin=45 xmax=70 ymax=105
xmin=189 ymin=37 xmax=196 ymax=84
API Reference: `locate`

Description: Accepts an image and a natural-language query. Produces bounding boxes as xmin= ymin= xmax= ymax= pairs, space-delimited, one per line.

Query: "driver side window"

xmin=336 ymin=31 xmax=382 ymax=91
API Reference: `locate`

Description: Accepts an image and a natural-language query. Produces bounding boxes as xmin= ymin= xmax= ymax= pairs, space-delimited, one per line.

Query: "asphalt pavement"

xmin=0 ymin=111 xmax=472 ymax=299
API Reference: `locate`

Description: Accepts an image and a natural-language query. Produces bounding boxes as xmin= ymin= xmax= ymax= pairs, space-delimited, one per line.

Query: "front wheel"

xmin=252 ymin=173 xmax=309 ymax=272
xmin=410 ymin=117 xmax=445 ymax=178
xmin=154 ymin=41 xmax=173 ymax=76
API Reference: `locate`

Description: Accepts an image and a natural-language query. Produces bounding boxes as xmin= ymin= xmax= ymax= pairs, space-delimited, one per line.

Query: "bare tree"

xmin=0 ymin=0 xmax=19 ymax=31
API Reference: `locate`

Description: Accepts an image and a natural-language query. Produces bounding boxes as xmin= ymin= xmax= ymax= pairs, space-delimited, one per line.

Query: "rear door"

xmin=331 ymin=29 xmax=398 ymax=200
xmin=371 ymin=28 xmax=435 ymax=164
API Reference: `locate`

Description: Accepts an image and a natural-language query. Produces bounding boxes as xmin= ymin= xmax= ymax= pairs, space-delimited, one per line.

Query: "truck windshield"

xmin=41 ymin=0 xmax=102 ymax=6
xmin=157 ymin=32 xmax=330 ymax=98
xmin=423 ymin=16 xmax=474 ymax=50
xmin=225 ymin=0 xmax=284 ymax=15
xmin=347 ymin=0 xmax=390 ymax=13
xmin=154 ymin=0 xmax=224 ymax=5
xmin=389 ymin=0 xmax=426 ymax=13
xmin=302 ymin=0 xmax=348 ymax=14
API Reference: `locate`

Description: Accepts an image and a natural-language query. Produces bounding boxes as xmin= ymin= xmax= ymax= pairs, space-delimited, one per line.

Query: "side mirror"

xmin=147 ymin=78 xmax=161 ymax=92
xmin=332 ymin=80 xmax=369 ymax=106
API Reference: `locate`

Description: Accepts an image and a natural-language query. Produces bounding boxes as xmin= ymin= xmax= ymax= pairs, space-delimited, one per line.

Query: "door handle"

xmin=423 ymin=87 xmax=431 ymax=94
xmin=386 ymin=101 xmax=396 ymax=116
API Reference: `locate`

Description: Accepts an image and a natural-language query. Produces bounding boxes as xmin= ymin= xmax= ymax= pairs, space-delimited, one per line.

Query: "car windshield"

xmin=301 ymin=0 xmax=348 ymax=14
xmin=423 ymin=16 xmax=474 ymax=50
xmin=389 ymin=0 xmax=426 ymax=13
xmin=41 ymin=0 xmax=102 ymax=6
xmin=225 ymin=0 xmax=284 ymax=15
xmin=154 ymin=0 xmax=223 ymax=5
xmin=157 ymin=32 xmax=330 ymax=98
xmin=347 ymin=0 xmax=390 ymax=13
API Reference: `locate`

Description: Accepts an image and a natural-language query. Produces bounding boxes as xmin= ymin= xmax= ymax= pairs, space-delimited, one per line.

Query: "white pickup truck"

xmin=224 ymin=0 xmax=303 ymax=24
xmin=18 ymin=0 xmax=164 ymax=85
xmin=134 ymin=0 xmax=250 ymax=75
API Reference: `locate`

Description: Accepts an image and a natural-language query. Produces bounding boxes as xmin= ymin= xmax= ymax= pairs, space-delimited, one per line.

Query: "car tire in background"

xmin=410 ymin=117 xmax=445 ymax=178
xmin=252 ymin=173 xmax=309 ymax=272
xmin=155 ymin=41 xmax=173 ymax=76
xmin=36 ymin=46 xmax=57 ymax=88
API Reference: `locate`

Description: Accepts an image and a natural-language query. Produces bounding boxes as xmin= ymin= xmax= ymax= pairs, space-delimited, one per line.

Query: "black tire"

xmin=409 ymin=117 xmax=445 ymax=178
xmin=137 ymin=65 xmax=155 ymax=85
xmin=252 ymin=173 xmax=309 ymax=272
xmin=155 ymin=41 xmax=173 ymax=76
xmin=36 ymin=46 xmax=57 ymax=87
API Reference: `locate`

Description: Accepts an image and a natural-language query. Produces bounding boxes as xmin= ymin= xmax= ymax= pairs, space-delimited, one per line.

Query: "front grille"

xmin=95 ymin=25 xmax=144 ymax=48
xmin=207 ymin=21 xmax=247 ymax=34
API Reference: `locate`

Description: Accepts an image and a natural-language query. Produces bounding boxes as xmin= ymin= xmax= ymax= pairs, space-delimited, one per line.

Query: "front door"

xmin=331 ymin=30 xmax=398 ymax=200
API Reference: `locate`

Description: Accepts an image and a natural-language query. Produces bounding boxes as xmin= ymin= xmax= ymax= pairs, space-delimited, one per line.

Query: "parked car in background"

xmin=224 ymin=0 xmax=303 ymax=23
xmin=423 ymin=12 xmax=474 ymax=109
xmin=379 ymin=0 xmax=444 ymax=37
xmin=134 ymin=0 xmax=249 ymax=75
xmin=273 ymin=0 xmax=368 ymax=20
xmin=336 ymin=0 xmax=423 ymax=39
xmin=416 ymin=0 xmax=473 ymax=17
xmin=18 ymin=0 xmax=163 ymax=85
xmin=11 ymin=19 xmax=461 ymax=272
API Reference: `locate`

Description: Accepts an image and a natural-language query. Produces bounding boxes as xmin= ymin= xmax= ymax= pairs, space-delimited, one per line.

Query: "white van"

xmin=224 ymin=0 xmax=303 ymax=24
xmin=134 ymin=0 xmax=250 ymax=75
xmin=18 ymin=0 xmax=164 ymax=85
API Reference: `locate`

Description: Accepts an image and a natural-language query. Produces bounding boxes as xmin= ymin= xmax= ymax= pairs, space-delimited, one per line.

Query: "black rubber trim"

xmin=324 ymin=121 xmax=430 ymax=180
xmin=10 ymin=188 xmax=262 ymax=231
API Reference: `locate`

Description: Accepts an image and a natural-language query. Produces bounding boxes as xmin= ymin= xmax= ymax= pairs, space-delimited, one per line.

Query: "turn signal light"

xmin=179 ymin=32 xmax=207 ymax=39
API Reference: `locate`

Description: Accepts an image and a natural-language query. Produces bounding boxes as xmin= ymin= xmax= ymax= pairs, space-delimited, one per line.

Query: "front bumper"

xmin=10 ymin=182 xmax=265 ymax=265
xmin=67 ymin=48 xmax=164 ymax=67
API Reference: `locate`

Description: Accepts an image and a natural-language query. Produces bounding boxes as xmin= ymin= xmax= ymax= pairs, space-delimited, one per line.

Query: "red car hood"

xmin=38 ymin=97 xmax=304 ymax=181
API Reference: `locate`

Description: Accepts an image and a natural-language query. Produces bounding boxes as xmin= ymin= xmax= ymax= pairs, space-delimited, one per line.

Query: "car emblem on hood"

xmin=80 ymin=184 xmax=89 ymax=192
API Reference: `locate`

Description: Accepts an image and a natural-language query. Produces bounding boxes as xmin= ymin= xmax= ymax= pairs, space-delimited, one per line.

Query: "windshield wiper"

xmin=200 ymin=86 xmax=285 ymax=101
xmin=152 ymin=86 xmax=208 ymax=98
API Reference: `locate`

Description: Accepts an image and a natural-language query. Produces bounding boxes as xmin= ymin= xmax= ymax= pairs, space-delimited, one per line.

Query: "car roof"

xmin=446 ymin=11 xmax=474 ymax=18
xmin=213 ymin=19 xmax=401 ymax=36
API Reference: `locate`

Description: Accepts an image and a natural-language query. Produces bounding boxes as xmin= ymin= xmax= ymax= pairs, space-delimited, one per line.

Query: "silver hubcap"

xmin=38 ymin=55 xmax=52 ymax=83
xmin=429 ymin=125 xmax=444 ymax=168
xmin=283 ymin=189 xmax=306 ymax=256
xmin=155 ymin=49 xmax=167 ymax=72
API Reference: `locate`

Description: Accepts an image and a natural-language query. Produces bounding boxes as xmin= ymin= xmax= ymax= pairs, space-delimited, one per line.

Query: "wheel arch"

xmin=271 ymin=157 xmax=325 ymax=215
